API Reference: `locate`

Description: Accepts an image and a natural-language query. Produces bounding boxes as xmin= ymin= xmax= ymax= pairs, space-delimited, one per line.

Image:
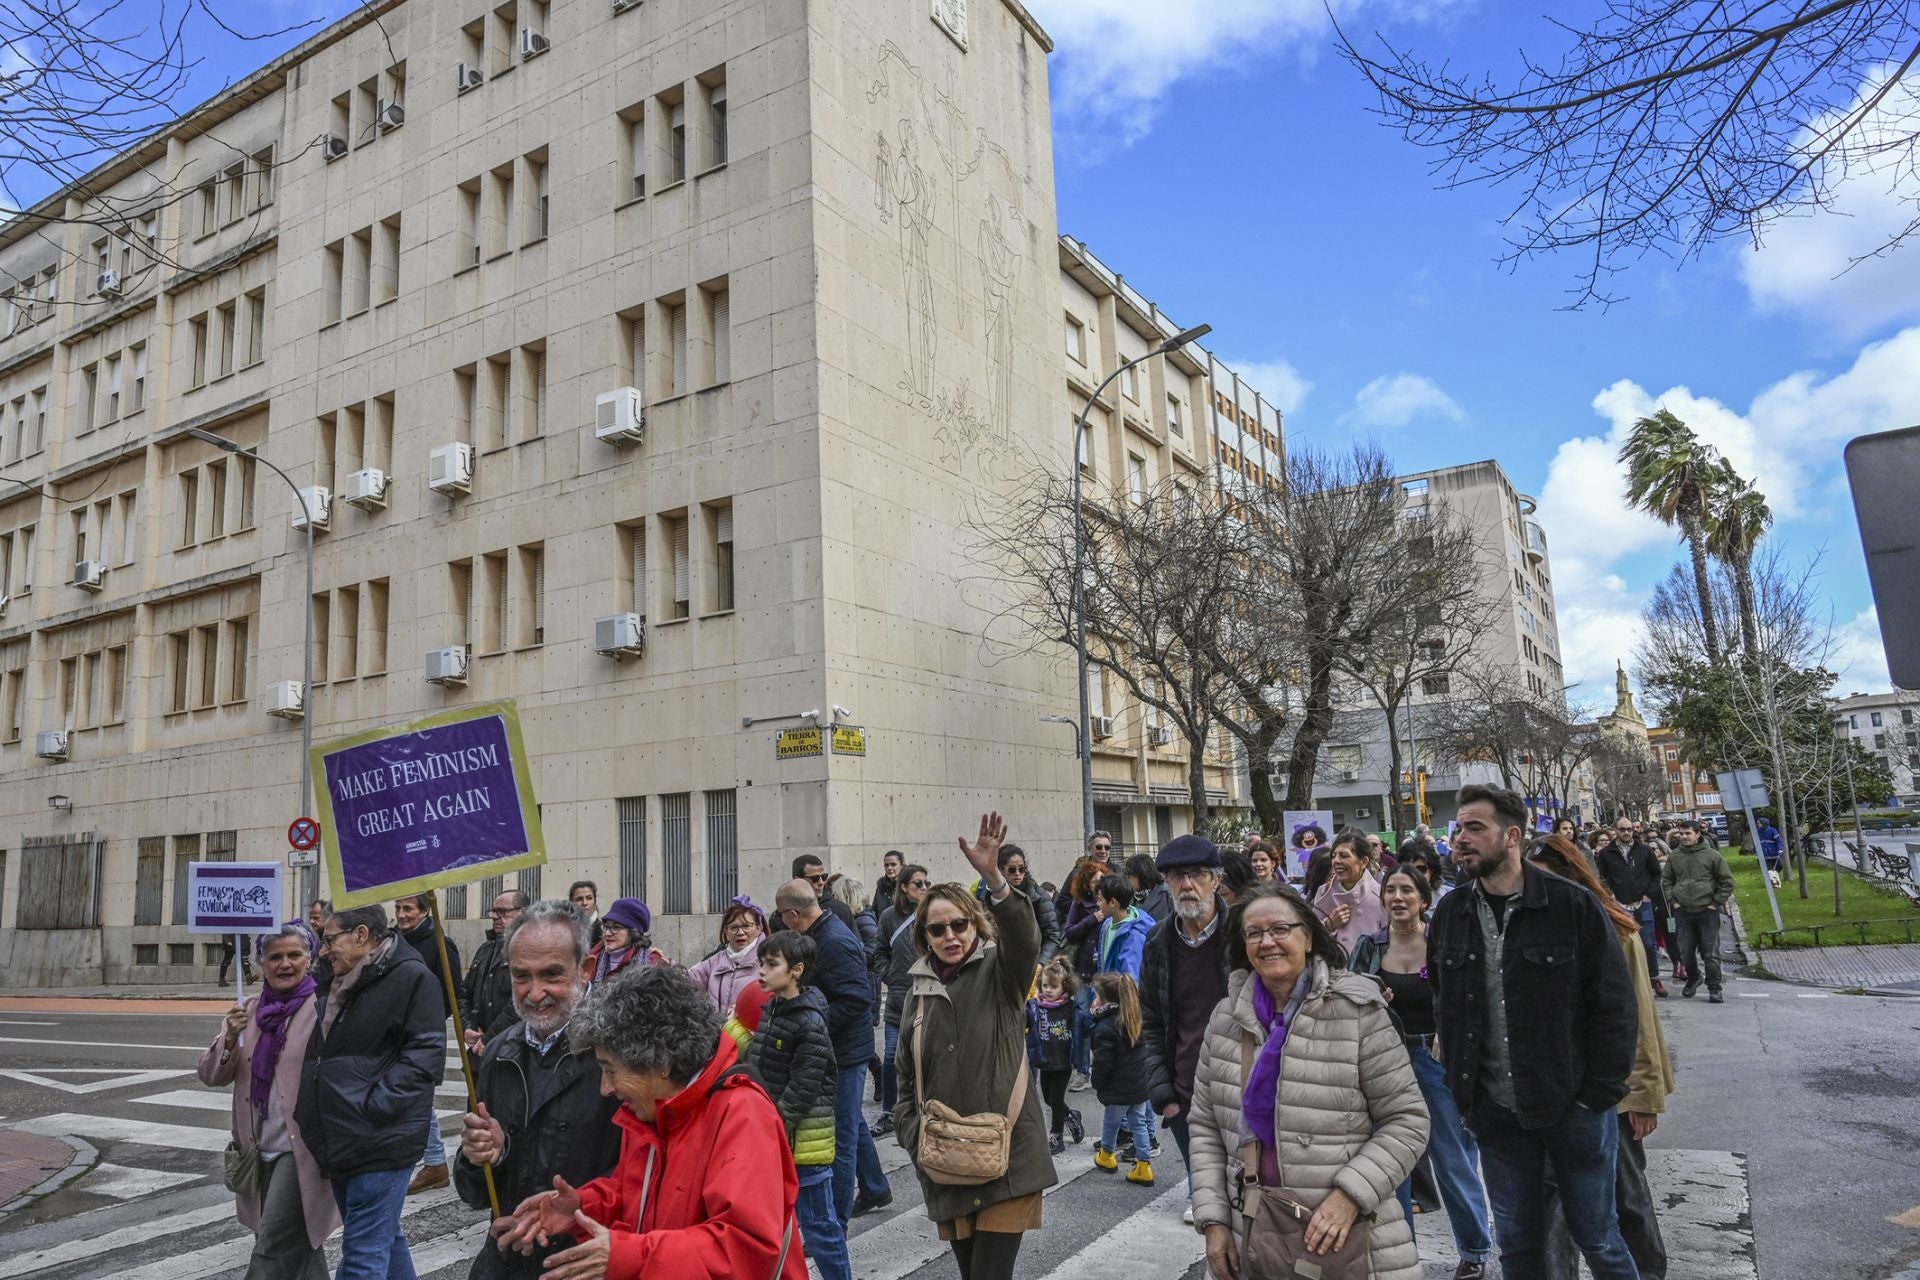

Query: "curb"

xmin=0 ymin=1134 xmax=99 ymax=1217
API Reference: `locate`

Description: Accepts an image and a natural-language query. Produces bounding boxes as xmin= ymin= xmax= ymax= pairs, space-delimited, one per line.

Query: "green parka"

xmin=1660 ymin=839 xmax=1734 ymax=911
xmin=893 ymin=887 xmax=1059 ymax=1224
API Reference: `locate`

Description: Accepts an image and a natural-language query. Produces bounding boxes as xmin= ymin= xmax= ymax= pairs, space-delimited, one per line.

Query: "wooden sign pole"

xmin=426 ymin=889 xmax=499 ymax=1217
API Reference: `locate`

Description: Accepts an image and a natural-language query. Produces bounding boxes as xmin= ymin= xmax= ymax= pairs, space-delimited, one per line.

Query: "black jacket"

xmin=1428 ymin=864 xmax=1638 ymax=1130
xmin=454 ymin=1025 xmax=622 ymax=1280
xmin=875 ymin=906 xmax=918 ymax=1028
xmin=295 ymin=936 xmax=447 ymax=1177
xmin=1596 ymin=842 xmax=1666 ymax=912
xmin=461 ymin=935 xmax=516 ymax=1039
xmin=1088 ymin=1006 xmax=1151 ymax=1107
xmin=803 ymin=910 xmax=875 ymax=1066
xmin=1139 ymin=896 xmax=1231 ymax=1112
xmin=974 ymin=879 xmax=1065 ymax=964
xmin=401 ymin=916 xmax=463 ymax=1019
xmin=743 ymin=986 xmax=838 ymax=1158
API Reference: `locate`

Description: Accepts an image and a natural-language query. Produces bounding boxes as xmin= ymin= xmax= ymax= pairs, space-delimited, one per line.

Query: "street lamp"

xmin=185 ymin=427 xmax=317 ymax=906
xmin=1070 ymin=323 xmax=1210 ymax=844
xmin=1040 ymin=713 xmax=1081 ymax=759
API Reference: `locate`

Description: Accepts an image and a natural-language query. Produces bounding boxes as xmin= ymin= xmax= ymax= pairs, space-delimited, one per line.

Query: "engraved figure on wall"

xmin=893 ymin=121 xmax=937 ymax=399
xmin=978 ymin=194 xmax=1018 ymax=435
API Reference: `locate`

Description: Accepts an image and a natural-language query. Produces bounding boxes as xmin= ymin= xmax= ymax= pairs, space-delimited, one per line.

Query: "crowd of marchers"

xmin=196 ymin=785 xmax=1735 ymax=1280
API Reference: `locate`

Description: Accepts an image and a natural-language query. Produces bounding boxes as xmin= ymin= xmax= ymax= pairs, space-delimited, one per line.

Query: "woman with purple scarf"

xmin=1186 ymin=883 xmax=1428 ymax=1280
xmin=197 ymin=921 xmax=339 ymax=1279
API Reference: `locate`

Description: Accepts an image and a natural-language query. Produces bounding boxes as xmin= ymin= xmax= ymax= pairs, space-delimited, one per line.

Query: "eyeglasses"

xmin=1243 ymin=922 xmax=1308 ymax=945
xmin=925 ymin=919 xmax=973 ymax=939
xmin=906 ymin=878 xmax=930 ymax=889
xmin=805 ymin=873 xmax=829 ymax=885
xmin=319 ymin=929 xmax=356 ymax=949
xmin=725 ymin=920 xmax=758 ymax=933
xmin=1091 ymin=844 xmax=1111 ymax=854
xmin=1004 ymin=864 xmax=1027 ymax=876
xmin=1166 ymin=867 xmax=1215 ymax=885
xmin=489 ymin=907 xmax=519 ymax=918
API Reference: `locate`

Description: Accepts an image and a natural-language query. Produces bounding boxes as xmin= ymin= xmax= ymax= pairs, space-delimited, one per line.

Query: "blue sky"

xmin=19 ymin=0 xmax=1911 ymax=704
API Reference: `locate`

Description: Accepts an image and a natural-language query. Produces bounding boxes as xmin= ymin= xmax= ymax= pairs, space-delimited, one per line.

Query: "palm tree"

xmin=1705 ymin=458 xmax=1772 ymax=664
xmin=1619 ymin=409 xmax=1722 ymax=665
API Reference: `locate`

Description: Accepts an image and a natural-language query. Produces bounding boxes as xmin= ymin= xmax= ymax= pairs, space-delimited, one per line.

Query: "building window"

xmin=482 ymin=551 xmax=508 ymax=653
xmin=1120 ymin=363 xmax=1138 ymax=402
xmin=624 ymin=523 xmax=648 ymax=619
xmin=1167 ymin=394 xmax=1183 ymax=437
xmin=178 ymin=472 xmax=199 ymax=548
xmin=1421 ymin=674 xmax=1451 ymax=696
xmin=621 ymin=103 xmax=648 ymax=201
xmin=167 ymin=632 xmax=190 ymax=712
xmin=1065 ymin=315 xmax=1085 ymax=363
xmin=1872 ymin=711 xmax=1884 ymax=727
xmin=667 ymin=298 xmax=688 ymax=395
xmin=524 ymin=148 xmax=550 ymax=243
xmin=666 ymin=513 xmax=690 ymax=620
xmin=450 ymin=560 xmax=473 ymax=651
xmin=707 ymin=284 xmax=731 ymax=385
xmin=667 ymin=96 xmax=687 ymax=184
xmin=129 ymin=343 xmax=148 ymax=413
xmin=705 ymin=789 xmax=737 ymax=911
xmin=660 ymin=792 xmax=691 ymax=914
xmin=617 ymin=796 xmax=647 ymax=897
xmin=704 ymin=74 xmax=728 ymax=168
xmin=226 ymin=620 xmax=249 ymax=702
xmin=519 ymin=544 xmax=545 ymax=645
xmin=707 ymin=503 xmax=734 ymax=613
xmin=188 ymin=314 xmax=208 ymax=387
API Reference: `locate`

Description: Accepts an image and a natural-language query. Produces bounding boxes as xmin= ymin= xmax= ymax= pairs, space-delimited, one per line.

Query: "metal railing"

xmin=1757 ymin=918 xmax=1920 ymax=948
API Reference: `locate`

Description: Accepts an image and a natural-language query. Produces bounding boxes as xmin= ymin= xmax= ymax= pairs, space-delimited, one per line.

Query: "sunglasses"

xmin=925 ymin=919 xmax=973 ymax=939
xmin=805 ymin=873 xmax=829 ymax=884
xmin=906 ymin=878 xmax=930 ymax=889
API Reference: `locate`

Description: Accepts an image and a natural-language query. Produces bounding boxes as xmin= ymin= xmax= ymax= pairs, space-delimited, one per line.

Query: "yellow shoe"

xmin=1093 ymin=1145 xmax=1118 ymax=1172
xmin=1126 ymin=1159 xmax=1155 ymax=1186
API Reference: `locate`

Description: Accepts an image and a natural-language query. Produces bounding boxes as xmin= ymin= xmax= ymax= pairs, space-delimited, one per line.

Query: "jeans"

xmin=247 ymin=1153 xmax=328 ymax=1280
xmin=421 ymin=1106 xmax=446 ymax=1168
xmin=1474 ymin=1099 xmax=1640 ymax=1280
xmin=329 ymin=1167 xmax=417 ymax=1280
xmin=1070 ymin=987 xmax=1094 ymax=1076
xmin=1633 ymin=903 xmax=1660 ymax=981
xmin=1675 ymin=908 xmax=1723 ymax=993
xmin=1100 ymin=1101 xmax=1152 ymax=1157
xmin=796 ymin=1167 xmax=851 ymax=1280
xmin=832 ymin=1059 xmax=888 ymax=1222
xmin=880 ymin=1021 xmax=901 ymax=1113
xmin=1398 ymin=1043 xmax=1493 ymax=1262
xmin=1543 ymin=1112 xmax=1667 ymax=1280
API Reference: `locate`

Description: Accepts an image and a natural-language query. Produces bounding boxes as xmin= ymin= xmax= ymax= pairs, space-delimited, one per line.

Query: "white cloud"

xmin=1833 ymin=606 xmax=1894 ymax=695
xmin=1222 ymin=356 xmax=1314 ymax=416
xmin=1739 ymin=67 xmax=1920 ymax=338
xmin=1345 ymin=372 xmax=1465 ymax=428
xmin=1538 ymin=326 xmax=1920 ymax=700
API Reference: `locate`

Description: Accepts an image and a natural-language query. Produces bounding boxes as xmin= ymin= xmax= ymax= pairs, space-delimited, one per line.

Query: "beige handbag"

xmin=911 ymin=996 xmax=1029 ymax=1186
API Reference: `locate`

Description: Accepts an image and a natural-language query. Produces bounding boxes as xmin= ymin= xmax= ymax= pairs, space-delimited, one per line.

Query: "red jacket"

xmin=577 ymin=1032 xmax=805 ymax=1280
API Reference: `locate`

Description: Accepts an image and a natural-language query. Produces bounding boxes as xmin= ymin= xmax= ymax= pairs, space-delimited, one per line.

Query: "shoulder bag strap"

xmin=912 ymin=995 xmax=927 ymax=1110
xmin=1005 ymin=1031 xmax=1029 ymax=1126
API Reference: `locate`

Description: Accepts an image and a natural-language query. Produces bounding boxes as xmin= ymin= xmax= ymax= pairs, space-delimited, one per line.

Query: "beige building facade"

xmin=0 ymin=0 xmax=1271 ymax=984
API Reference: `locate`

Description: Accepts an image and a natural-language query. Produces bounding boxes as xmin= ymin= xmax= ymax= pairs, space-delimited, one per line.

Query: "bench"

xmin=1872 ymin=845 xmax=1913 ymax=880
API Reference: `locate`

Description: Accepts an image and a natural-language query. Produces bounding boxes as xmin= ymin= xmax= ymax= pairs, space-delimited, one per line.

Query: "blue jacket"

xmin=1096 ymin=908 xmax=1151 ymax=979
xmin=803 ymin=909 xmax=876 ymax=1066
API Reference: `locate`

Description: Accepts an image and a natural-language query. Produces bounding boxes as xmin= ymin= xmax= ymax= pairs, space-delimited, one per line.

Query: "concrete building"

xmin=0 ymin=0 xmax=1281 ymax=985
xmin=1305 ymin=458 xmax=1572 ymax=832
xmin=1648 ymin=725 xmax=1726 ymax=819
xmin=1834 ymin=691 xmax=1920 ymax=807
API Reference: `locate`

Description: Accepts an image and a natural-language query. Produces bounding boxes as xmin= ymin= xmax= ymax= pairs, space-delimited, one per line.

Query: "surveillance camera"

xmin=833 ymin=705 xmax=853 ymax=719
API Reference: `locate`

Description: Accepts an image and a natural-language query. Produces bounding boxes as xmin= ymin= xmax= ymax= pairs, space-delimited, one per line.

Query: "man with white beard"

xmin=1137 ymin=835 xmax=1231 ymax=1225
xmin=455 ymin=901 xmax=622 ymax=1280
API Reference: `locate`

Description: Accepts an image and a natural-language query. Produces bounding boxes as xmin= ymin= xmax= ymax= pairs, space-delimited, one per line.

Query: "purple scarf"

xmin=249 ymin=975 xmax=316 ymax=1117
xmin=1241 ymin=978 xmax=1292 ymax=1151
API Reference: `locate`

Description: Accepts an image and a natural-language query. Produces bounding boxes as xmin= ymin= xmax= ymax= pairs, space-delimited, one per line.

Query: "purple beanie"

xmin=603 ymin=897 xmax=652 ymax=936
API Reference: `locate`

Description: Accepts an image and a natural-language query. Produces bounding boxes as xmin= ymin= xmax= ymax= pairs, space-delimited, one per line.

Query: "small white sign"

xmin=186 ymin=861 xmax=283 ymax=936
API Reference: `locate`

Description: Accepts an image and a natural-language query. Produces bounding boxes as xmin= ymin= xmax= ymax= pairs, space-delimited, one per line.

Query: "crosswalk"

xmin=0 ymin=1044 xmax=1760 ymax=1280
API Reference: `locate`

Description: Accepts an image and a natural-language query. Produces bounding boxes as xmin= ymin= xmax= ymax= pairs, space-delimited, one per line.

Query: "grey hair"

xmin=255 ymin=920 xmax=318 ymax=962
xmin=567 ymin=965 xmax=722 ymax=1086
xmin=328 ymin=904 xmax=389 ymax=940
xmin=504 ymin=899 xmax=590 ymax=963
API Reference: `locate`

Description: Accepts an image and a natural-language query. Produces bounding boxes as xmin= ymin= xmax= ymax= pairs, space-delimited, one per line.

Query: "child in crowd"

xmin=1088 ymin=971 xmax=1155 ymax=1186
xmin=1026 ymin=959 xmax=1084 ymax=1155
xmin=747 ymin=931 xmax=850 ymax=1280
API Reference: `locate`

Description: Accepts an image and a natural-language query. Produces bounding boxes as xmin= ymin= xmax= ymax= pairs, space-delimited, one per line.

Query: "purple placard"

xmin=322 ymin=713 xmax=532 ymax=894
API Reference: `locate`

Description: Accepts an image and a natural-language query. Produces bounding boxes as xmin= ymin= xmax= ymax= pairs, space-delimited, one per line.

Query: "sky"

xmin=15 ymin=0 xmax=1911 ymax=707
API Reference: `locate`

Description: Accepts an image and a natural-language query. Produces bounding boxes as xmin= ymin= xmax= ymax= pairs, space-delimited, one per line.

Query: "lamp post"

xmin=1070 ymin=322 xmax=1210 ymax=844
xmin=185 ymin=428 xmax=316 ymax=907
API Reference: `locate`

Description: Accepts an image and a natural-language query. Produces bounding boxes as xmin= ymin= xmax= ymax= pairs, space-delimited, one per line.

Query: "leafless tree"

xmin=1338 ymin=1 xmax=1920 ymax=306
xmin=1590 ymin=735 xmax=1666 ymax=822
xmin=1432 ymin=665 xmax=1607 ymax=819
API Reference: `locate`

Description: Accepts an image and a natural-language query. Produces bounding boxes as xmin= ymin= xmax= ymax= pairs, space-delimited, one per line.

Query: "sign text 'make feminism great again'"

xmin=330 ymin=742 xmax=504 ymax=836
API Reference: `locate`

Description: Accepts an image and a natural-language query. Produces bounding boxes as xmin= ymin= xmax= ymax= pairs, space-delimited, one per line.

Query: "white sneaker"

xmin=1068 ymin=1071 xmax=1092 ymax=1092
xmin=1183 ymin=1205 xmax=1194 ymax=1225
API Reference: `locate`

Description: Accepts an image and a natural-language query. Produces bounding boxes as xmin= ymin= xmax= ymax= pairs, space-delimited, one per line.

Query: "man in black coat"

xmin=297 ymin=904 xmax=446 ymax=1276
xmin=775 ymin=877 xmax=888 ymax=1222
xmin=461 ymin=889 xmax=528 ymax=1049
xmin=793 ymin=854 xmax=857 ymax=930
xmin=1596 ymin=820 xmax=1671 ymax=997
xmin=1429 ymin=785 xmax=1639 ymax=1280
xmin=455 ymin=901 xmax=620 ymax=1280
xmin=1138 ymin=835 xmax=1229 ymax=1202
xmin=394 ymin=894 xmax=462 ymax=1193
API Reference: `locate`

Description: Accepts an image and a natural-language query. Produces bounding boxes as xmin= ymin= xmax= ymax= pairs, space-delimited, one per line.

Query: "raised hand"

xmin=958 ymin=812 xmax=1010 ymax=891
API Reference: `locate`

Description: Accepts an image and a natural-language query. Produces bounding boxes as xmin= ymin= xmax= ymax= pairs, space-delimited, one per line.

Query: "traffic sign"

xmin=287 ymin=847 xmax=318 ymax=869
xmin=288 ymin=816 xmax=320 ymax=851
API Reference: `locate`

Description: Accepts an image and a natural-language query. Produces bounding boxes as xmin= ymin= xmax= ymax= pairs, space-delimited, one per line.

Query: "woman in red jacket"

xmin=494 ymin=965 xmax=805 ymax=1280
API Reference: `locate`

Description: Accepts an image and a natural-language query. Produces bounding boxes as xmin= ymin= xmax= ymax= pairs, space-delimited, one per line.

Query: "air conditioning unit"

xmin=425 ymin=645 xmax=470 ymax=687
xmin=1090 ymin=715 xmax=1115 ymax=741
xmin=1340 ymin=770 xmax=1359 ymax=784
xmin=1149 ymin=725 xmax=1173 ymax=747
xmin=96 ymin=270 xmax=123 ymax=299
xmin=343 ymin=468 xmax=389 ymax=511
xmin=456 ymin=63 xmax=484 ymax=93
xmin=520 ymin=29 xmax=550 ymax=58
xmin=429 ymin=443 xmax=474 ymax=496
xmin=1354 ymin=806 xmax=1373 ymax=820
xmin=324 ymin=134 xmax=349 ymax=161
xmin=71 ymin=559 xmax=104 ymax=591
xmin=291 ymin=486 xmax=332 ymax=532
xmin=595 ymin=387 xmax=645 ymax=445
xmin=266 ymin=680 xmax=305 ymax=720
xmin=375 ymin=99 xmax=405 ymax=131
xmin=594 ymin=613 xmax=646 ymax=657
xmin=35 ymin=729 xmax=69 ymax=761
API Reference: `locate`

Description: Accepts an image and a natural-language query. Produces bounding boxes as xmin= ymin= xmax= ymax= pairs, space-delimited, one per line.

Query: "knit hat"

xmin=603 ymin=897 xmax=652 ymax=936
xmin=1156 ymin=834 xmax=1221 ymax=872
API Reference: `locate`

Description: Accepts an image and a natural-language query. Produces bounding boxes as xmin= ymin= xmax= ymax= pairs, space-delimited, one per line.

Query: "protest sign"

xmin=310 ymin=700 xmax=546 ymax=909
xmin=186 ymin=862 xmax=283 ymax=935
xmin=1281 ymin=810 xmax=1335 ymax=879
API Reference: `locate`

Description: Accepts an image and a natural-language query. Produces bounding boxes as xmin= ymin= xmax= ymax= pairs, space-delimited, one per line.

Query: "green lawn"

xmin=1727 ymin=849 xmax=1920 ymax=948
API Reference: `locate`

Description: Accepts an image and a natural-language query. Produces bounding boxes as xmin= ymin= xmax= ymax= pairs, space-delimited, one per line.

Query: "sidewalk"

xmin=0 ymin=983 xmax=235 ymax=1014
xmin=0 ymin=1129 xmax=92 ymax=1211
xmin=1749 ymin=943 xmax=1920 ymax=993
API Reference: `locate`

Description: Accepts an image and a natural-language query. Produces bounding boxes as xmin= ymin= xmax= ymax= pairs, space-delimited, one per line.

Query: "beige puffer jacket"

xmin=1188 ymin=962 xmax=1428 ymax=1280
